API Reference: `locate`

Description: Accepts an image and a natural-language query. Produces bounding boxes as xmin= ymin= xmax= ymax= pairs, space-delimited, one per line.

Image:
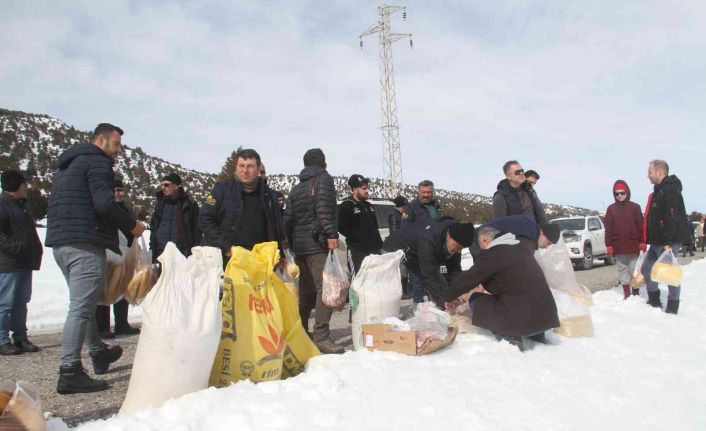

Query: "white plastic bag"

xmin=322 ymin=250 xmax=350 ymax=308
xmin=535 ymin=237 xmax=593 ymax=305
xmin=630 ymin=250 xmax=647 ymax=288
xmin=120 ymin=243 xmax=223 ymax=415
xmin=351 ymin=250 xmax=404 ymax=350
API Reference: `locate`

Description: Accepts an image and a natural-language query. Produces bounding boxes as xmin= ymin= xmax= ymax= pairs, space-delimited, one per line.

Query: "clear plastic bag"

xmin=283 ymin=249 xmax=300 ymax=279
xmin=630 ymin=250 xmax=647 ymax=288
xmin=99 ymin=233 xmax=138 ymax=305
xmin=404 ymin=302 xmax=450 ymax=341
xmin=125 ymin=237 xmax=157 ymax=305
xmin=322 ymin=250 xmax=350 ymax=308
xmin=276 ymin=265 xmax=299 ymax=306
xmin=651 ymin=249 xmax=683 ymax=286
xmin=0 ymin=380 xmax=45 ymax=431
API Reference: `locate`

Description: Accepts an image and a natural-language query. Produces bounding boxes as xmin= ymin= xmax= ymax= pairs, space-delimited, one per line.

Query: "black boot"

xmin=631 ymin=288 xmax=640 ymax=296
xmin=665 ymin=299 xmax=680 ymax=315
xmin=647 ymin=290 xmax=662 ymax=308
xmin=90 ymin=343 xmax=123 ymax=375
xmin=57 ymin=364 xmax=108 ymax=394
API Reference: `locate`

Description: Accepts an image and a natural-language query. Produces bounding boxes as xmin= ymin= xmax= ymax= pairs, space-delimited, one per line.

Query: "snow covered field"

xmin=31 ymin=229 xmax=706 ymax=430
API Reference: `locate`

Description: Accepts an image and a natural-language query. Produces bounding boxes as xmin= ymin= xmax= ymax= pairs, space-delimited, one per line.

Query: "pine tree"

xmin=216 ymin=146 xmax=243 ymax=182
xmin=25 ymin=187 xmax=48 ymax=221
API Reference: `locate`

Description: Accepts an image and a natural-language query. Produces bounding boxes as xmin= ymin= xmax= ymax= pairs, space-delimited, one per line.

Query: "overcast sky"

xmin=2 ymin=0 xmax=704 ymax=212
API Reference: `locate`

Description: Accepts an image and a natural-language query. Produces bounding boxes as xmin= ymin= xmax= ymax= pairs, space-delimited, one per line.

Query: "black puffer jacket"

xmin=646 ymin=175 xmax=692 ymax=246
xmin=45 ymin=143 xmax=136 ymax=254
xmin=382 ymin=217 xmax=462 ymax=306
xmin=492 ymin=179 xmax=547 ymax=224
xmin=199 ymin=178 xmax=284 ymax=254
xmin=150 ymin=188 xmax=201 ymax=258
xmin=0 ymin=192 xmax=43 ymax=271
xmin=284 ymin=166 xmax=338 ymax=256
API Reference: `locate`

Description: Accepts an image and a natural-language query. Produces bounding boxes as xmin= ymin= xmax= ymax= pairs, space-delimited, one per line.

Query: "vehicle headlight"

xmin=564 ymin=234 xmax=581 ymax=243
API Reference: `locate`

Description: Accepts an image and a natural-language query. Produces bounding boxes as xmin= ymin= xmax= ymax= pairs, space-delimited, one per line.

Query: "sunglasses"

xmin=614 ymin=191 xmax=627 ymax=196
xmin=513 ymin=169 xmax=525 ymax=176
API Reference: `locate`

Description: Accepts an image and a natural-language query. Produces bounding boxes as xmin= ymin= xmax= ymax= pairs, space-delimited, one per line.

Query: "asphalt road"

xmin=1 ymin=249 xmax=703 ymax=427
xmin=574 ymin=249 xmax=705 ymax=293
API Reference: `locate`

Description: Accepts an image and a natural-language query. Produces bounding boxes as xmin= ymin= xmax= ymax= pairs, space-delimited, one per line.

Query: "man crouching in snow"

xmin=443 ymin=226 xmax=559 ymax=351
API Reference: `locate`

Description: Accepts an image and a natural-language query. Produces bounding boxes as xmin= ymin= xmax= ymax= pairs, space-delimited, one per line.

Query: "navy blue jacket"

xmin=402 ymin=197 xmax=443 ymax=227
xmin=46 ymin=143 xmax=136 ymax=254
xmin=382 ymin=217 xmax=461 ymax=306
xmin=149 ymin=188 xmax=201 ymax=258
xmin=199 ymin=178 xmax=285 ymax=255
xmin=0 ymin=192 xmax=43 ymax=271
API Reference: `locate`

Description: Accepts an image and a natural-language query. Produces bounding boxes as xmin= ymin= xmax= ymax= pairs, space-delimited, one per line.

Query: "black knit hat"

xmin=448 ymin=223 xmax=475 ymax=248
xmin=114 ymin=177 xmax=124 ymax=189
xmin=303 ymin=148 xmax=326 ymax=168
xmin=348 ymin=174 xmax=369 ymax=189
xmin=540 ymin=222 xmax=561 ymax=244
xmin=162 ymin=173 xmax=182 ymax=185
xmin=1 ymin=170 xmax=26 ymax=192
xmin=393 ymin=195 xmax=408 ymax=208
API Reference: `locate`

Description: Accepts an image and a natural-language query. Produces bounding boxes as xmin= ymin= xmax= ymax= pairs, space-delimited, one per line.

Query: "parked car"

xmin=549 ymin=216 xmax=615 ymax=270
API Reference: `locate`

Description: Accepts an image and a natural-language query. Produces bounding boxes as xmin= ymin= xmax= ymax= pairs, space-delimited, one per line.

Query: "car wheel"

xmin=578 ymin=244 xmax=593 ymax=270
xmin=603 ymin=254 xmax=616 ymax=266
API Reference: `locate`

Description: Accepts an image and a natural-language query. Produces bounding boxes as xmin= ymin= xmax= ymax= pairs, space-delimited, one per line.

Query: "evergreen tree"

xmin=216 ymin=146 xmax=243 ymax=182
xmin=25 ymin=187 xmax=48 ymax=221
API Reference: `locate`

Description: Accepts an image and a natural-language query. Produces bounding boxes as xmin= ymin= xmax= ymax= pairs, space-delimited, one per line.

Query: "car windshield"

xmin=551 ymin=218 xmax=585 ymax=231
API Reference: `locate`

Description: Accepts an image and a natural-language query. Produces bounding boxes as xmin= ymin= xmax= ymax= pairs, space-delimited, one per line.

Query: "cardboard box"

xmin=362 ymin=324 xmax=458 ymax=356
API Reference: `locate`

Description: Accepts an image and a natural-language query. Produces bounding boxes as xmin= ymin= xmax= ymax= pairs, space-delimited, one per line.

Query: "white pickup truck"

xmin=549 ymin=216 xmax=615 ymax=270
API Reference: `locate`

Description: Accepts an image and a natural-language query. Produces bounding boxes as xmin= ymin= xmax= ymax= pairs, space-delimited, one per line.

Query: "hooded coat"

xmin=646 ymin=175 xmax=692 ymax=246
xmin=604 ymin=180 xmax=644 ymax=255
xmin=382 ymin=217 xmax=462 ymax=306
xmin=444 ymin=235 xmax=559 ymax=337
xmin=283 ymin=166 xmax=338 ymax=256
xmin=45 ymin=143 xmax=136 ymax=254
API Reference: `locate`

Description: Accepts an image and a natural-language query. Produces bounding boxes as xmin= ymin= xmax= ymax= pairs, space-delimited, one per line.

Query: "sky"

xmin=1 ymin=0 xmax=705 ymax=212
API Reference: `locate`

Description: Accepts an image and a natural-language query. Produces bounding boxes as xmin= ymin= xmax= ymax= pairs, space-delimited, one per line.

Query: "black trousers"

xmin=346 ymin=247 xmax=381 ymax=277
xmin=95 ymin=299 xmax=130 ymax=332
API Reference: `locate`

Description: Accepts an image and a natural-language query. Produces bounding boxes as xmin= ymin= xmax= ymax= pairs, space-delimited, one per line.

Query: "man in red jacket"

xmin=604 ymin=180 xmax=645 ymax=299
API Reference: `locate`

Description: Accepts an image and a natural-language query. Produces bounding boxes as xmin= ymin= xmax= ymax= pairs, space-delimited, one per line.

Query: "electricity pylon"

xmin=360 ymin=5 xmax=412 ymax=197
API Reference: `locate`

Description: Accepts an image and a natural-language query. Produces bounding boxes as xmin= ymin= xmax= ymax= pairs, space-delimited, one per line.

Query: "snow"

xmin=31 ymin=229 xmax=706 ymax=430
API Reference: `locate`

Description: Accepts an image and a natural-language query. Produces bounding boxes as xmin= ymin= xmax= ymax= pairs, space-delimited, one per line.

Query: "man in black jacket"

xmin=47 ymin=123 xmax=146 ymax=394
xmin=284 ymin=148 xmax=341 ymax=354
xmin=96 ymin=178 xmax=139 ymax=338
xmin=492 ymin=160 xmax=547 ymax=224
xmin=199 ymin=149 xmax=285 ymax=266
xmin=444 ymin=226 xmax=559 ymax=351
xmin=0 ymin=170 xmax=43 ymax=355
xmin=338 ymin=174 xmax=382 ymax=275
xmin=388 ymin=195 xmax=407 ymax=233
xmin=402 ymin=180 xmax=443 ymax=227
xmin=149 ymin=172 xmax=201 ymax=259
xmin=383 ymin=217 xmax=475 ymax=308
xmin=642 ymin=159 xmax=692 ymax=314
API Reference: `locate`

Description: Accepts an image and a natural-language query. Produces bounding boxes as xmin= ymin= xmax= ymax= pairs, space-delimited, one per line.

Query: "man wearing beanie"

xmin=383 ymin=217 xmax=473 ymax=308
xmin=283 ymin=148 xmax=342 ymax=354
xmin=604 ymin=180 xmax=646 ymax=300
xmin=46 ymin=123 xmax=146 ymax=394
xmin=337 ymin=174 xmax=382 ymax=275
xmin=444 ymin=225 xmax=559 ymax=351
xmin=149 ymin=172 xmax=201 ymax=259
xmin=199 ymin=149 xmax=286 ymax=264
xmin=0 ymin=170 xmax=43 ymax=355
xmin=388 ymin=195 xmax=407 ymax=233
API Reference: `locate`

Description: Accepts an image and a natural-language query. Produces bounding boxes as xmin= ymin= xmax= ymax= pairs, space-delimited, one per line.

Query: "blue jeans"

xmin=53 ymin=244 xmax=107 ymax=367
xmin=409 ymin=272 xmax=425 ymax=304
xmin=0 ymin=270 xmax=32 ymax=345
xmin=642 ymin=243 xmax=682 ymax=301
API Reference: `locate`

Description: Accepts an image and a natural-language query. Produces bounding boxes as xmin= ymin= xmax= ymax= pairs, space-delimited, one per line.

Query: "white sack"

xmin=351 ymin=250 xmax=404 ymax=350
xmin=120 ymin=243 xmax=223 ymax=415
